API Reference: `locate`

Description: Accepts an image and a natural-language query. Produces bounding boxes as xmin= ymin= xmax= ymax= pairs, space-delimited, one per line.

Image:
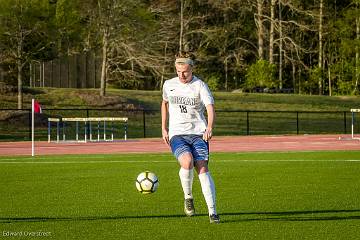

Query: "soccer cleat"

xmin=209 ymin=214 xmax=220 ymax=224
xmin=184 ymin=198 xmax=195 ymax=216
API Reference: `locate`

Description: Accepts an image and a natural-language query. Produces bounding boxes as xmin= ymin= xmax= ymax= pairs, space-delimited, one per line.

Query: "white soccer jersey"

xmin=163 ymin=76 xmax=214 ymax=139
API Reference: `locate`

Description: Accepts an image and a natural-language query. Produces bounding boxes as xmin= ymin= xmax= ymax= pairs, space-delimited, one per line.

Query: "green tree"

xmin=330 ymin=0 xmax=360 ymax=95
xmin=78 ymin=0 xmax=160 ymax=95
xmin=0 ymin=0 xmax=56 ymax=109
xmin=54 ymin=0 xmax=85 ymax=55
xmin=245 ymin=60 xmax=277 ymax=90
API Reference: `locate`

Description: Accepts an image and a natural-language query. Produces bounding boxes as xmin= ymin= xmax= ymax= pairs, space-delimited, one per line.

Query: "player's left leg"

xmin=192 ymin=136 xmax=220 ymax=223
xmin=195 ymin=160 xmax=219 ymax=223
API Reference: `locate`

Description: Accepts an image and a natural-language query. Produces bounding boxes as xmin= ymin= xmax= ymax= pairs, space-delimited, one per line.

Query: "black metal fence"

xmin=0 ymin=108 xmax=358 ymax=142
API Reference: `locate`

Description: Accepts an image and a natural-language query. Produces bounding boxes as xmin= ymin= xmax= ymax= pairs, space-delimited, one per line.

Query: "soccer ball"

xmin=135 ymin=171 xmax=159 ymax=194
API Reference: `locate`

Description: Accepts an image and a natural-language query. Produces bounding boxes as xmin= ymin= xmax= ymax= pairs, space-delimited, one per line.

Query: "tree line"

xmin=0 ymin=0 xmax=359 ymax=109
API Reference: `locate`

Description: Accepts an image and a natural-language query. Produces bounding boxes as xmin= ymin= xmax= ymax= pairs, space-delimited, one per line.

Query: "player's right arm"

xmin=161 ymin=100 xmax=170 ymax=146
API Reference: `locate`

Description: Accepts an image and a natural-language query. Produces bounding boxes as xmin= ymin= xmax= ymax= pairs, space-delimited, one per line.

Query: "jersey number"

xmin=179 ymin=105 xmax=187 ymax=113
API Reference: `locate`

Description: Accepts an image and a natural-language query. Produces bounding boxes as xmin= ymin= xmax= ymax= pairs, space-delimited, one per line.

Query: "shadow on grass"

xmin=221 ymin=209 xmax=360 ymax=223
xmin=0 ymin=214 xmax=199 ymax=223
xmin=1 ymin=209 xmax=359 ymax=224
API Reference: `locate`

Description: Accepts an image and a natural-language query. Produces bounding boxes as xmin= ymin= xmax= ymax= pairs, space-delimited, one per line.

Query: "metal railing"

xmin=0 ymin=108 xmax=356 ymax=141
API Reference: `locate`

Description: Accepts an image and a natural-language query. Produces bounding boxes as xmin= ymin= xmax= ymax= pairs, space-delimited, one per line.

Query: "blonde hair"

xmin=176 ymin=51 xmax=194 ymax=59
xmin=175 ymin=52 xmax=195 ymax=66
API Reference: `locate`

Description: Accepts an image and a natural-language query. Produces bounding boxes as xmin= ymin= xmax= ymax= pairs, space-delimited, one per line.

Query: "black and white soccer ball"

xmin=135 ymin=171 xmax=159 ymax=194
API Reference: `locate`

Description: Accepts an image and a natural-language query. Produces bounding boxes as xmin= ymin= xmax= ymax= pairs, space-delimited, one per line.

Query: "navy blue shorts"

xmin=170 ymin=135 xmax=209 ymax=161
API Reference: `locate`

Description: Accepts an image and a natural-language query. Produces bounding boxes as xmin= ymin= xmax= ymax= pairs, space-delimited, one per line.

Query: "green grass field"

xmin=1 ymin=151 xmax=360 ymax=239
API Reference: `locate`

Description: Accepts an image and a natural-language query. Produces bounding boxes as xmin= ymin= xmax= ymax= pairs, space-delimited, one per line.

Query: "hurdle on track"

xmin=48 ymin=117 xmax=128 ymax=143
xmin=351 ymin=109 xmax=360 ymax=140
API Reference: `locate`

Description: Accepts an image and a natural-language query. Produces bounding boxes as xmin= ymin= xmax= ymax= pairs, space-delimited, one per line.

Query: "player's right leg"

xmin=178 ymin=152 xmax=195 ymax=216
xmin=170 ymin=135 xmax=195 ymax=216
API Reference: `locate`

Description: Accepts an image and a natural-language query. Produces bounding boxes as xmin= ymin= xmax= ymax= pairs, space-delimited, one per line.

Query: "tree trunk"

xmin=17 ymin=30 xmax=23 ymax=109
xmin=29 ymin=62 xmax=33 ymax=88
xmin=224 ymin=10 xmax=229 ymax=91
xmin=278 ymin=0 xmax=283 ymax=89
xmin=257 ymin=0 xmax=264 ymax=60
xmin=224 ymin=57 xmax=228 ymax=90
xmin=328 ymin=62 xmax=332 ymax=96
xmin=318 ymin=0 xmax=323 ymax=95
xmin=269 ymin=0 xmax=276 ymax=64
xmin=298 ymin=68 xmax=302 ymax=94
xmin=355 ymin=6 xmax=359 ymax=94
xmin=179 ymin=0 xmax=184 ymax=52
xmin=17 ymin=61 xmax=23 ymax=109
xmin=160 ymin=41 xmax=168 ymax=90
xmin=292 ymin=61 xmax=296 ymax=94
xmin=100 ymin=28 xmax=108 ymax=97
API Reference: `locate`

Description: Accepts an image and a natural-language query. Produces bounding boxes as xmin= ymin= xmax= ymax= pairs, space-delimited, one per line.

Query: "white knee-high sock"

xmin=198 ymin=172 xmax=217 ymax=215
xmin=179 ymin=168 xmax=194 ymax=199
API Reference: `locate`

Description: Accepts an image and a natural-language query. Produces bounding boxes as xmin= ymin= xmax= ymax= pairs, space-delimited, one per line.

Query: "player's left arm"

xmin=203 ymin=104 xmax=215 ymax=141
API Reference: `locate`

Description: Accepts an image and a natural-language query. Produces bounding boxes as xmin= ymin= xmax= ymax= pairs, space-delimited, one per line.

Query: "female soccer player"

xmin=161 ymin=52 xmax=220 ymax=224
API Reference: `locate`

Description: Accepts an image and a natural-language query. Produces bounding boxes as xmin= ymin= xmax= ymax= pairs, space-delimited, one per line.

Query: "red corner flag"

xmin=34 ymin=100 xmax=42 ymax=113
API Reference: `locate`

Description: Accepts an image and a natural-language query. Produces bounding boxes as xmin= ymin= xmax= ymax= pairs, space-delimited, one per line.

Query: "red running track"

xmin=0 ymin=134 xmax=359 ymax=156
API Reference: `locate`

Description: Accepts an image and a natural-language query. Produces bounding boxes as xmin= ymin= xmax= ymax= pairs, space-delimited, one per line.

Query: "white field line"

xmin=217 ymin=159 xmax=360 ymax=162
xmin=0 ymin=160 xmax=173 ymax=164
xmin=0 ymin=154 xmax=171 ymax=161
xmin=0 ymin=159 xmax=359 ymax=164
